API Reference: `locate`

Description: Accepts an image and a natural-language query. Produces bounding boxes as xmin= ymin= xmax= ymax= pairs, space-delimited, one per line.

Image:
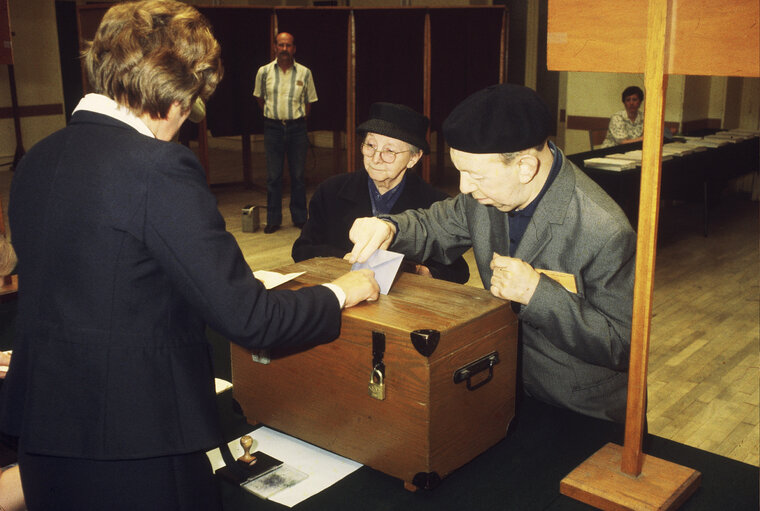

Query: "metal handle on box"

xmin=453 ymin=351 xmax=499 ymax=391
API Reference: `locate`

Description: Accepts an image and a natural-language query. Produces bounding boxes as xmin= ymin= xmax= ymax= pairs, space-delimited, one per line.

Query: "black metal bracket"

xmin=410 ymin=329 xmax=440 ymax=357
xmin=412 ymin=471 xmax=442 ymax=490
xmin=453 ymin=351 xmax=500 ymax=391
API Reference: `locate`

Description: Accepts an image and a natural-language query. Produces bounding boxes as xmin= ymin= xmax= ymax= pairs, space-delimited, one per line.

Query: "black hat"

xmin=357 ymin=103 xmax=430 ymax=154
xmin=443 ymin=84 xmax=552 ymax=154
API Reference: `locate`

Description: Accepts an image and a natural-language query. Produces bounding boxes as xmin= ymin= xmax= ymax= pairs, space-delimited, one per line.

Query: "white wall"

xmin=683 ymin=75 xmax=711 ymax=122
xmin=738 ymin=77 xmax=760 ymax=130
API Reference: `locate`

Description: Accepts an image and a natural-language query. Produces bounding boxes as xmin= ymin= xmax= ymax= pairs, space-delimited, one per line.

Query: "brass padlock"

xmin=368 ymin=368 xmax=385 ymax=400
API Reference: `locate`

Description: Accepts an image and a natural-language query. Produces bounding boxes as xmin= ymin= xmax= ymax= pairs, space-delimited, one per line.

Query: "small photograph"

xmin=242 ymin=464 xmax=309 ymax=500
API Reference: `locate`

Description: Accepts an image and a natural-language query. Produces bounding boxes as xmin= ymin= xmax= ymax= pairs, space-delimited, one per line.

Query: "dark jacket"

xmin=0 ymin=111 xmax=342 ymax=459
xmin=292 ymin=168 xmax=469 ymax=284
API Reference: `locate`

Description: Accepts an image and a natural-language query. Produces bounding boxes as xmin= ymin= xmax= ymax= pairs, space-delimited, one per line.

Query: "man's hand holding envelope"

xmin=347 ymin=217 xmax=397 ymax=264
xmin=346 ymin=218 xmax=406 ymax=295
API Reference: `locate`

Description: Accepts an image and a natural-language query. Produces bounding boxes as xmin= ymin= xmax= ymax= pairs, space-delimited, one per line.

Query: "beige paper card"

xmin=536 ymin=269 xmax=577 ymax=294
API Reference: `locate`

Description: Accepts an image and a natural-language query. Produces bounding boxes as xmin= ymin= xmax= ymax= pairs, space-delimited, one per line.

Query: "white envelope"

xmin=351 ymin=249 xmax=404 ymax=295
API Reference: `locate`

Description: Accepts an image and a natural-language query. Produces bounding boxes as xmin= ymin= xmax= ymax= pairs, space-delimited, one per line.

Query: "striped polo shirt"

xmin=253 ymin=60 xmax=318 ymax=120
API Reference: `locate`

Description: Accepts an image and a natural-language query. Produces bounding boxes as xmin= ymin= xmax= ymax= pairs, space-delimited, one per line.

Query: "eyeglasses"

xmin=361 ymin=143 xmax=410 ymax=164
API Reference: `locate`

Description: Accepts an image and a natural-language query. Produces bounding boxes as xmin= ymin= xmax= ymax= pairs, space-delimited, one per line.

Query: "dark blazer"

xmin=292 ymin=168 xmax=469 ymax=284
xmin=0 ymin=111 xmax=342 ymax=459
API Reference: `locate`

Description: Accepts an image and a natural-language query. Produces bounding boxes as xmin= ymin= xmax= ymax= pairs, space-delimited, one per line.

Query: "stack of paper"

xmin=727 ymin=128 xmax=760 ymax=138
xmin=680 ymin=136 xmax=729 ymax=148
xmin=701 ymin=135 xmax=735 ymax=145
xmin=708 ymin=131 xmax=748 ymax=141
xmin=605 ymin=150 xmax=673 ymax=162
xmin=662 ymin=144 xmax=695 ymax=156
xmin=582 ymin=157 xmax=638 ymax=171
xmin=663 ymin=142 xmax=706 ymax=153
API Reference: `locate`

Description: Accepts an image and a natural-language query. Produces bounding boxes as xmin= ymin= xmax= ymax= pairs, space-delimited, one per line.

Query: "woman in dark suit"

xmin=292 ymin=103 xmax=470 ymax=284
xmin=0 ymin=2 xmax=378 ymax=509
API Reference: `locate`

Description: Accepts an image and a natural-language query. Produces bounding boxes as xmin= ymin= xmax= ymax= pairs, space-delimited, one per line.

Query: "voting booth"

xmin=230 ymin=257 xmax=517 ymax=490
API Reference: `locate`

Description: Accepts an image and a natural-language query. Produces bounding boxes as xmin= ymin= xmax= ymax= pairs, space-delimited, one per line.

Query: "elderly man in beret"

xmin=348 ymin=84 xmax=636 ymax=423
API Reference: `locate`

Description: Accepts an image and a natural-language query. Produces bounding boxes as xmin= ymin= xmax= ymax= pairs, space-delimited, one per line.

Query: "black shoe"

xmin=294 ymin=222 xmax=305 ymax=229
xmin=264 ymin=224 xmax=280 ymax=234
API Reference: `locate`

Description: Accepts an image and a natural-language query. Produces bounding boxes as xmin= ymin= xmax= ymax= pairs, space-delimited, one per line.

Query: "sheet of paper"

xmin=536 ymin=268 xmax=578 ymax=294
xmin=253 ymin=270 xmax=305 ymax=290
xmin=214 ymin=378 xmax=232 ymax=395
xmin=351 ymin=249 xmax=404 ymax=294
xmin=206 ymin=427 xmax=362 ymax=507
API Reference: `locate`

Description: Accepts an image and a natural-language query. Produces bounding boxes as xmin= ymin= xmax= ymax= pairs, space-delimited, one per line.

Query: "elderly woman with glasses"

xmin=292 ymin=102 xmax=469 ymax=284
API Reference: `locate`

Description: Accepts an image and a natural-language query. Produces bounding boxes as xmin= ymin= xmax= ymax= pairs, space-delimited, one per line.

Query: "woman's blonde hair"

xmin=82 ymin=0 xmax=223 ymax=119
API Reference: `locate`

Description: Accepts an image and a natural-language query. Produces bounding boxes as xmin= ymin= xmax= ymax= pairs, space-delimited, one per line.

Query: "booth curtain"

xmin=353 ymin=9 xmax=426 ymax=126
xmin=200 ymin=7 xmax=271 ymax=138
xmin=276 ymin=9 xmax=349 ymax=132
xmin=429 ymin=8 xmax=504 ymax=132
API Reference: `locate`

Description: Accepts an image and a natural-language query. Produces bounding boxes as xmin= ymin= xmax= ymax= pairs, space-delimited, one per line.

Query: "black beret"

xmin=443 ymin=84 xmax=552 ymax=154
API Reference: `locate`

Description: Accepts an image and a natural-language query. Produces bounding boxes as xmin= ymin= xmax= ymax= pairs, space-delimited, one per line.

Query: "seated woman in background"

xmin=0 ymin=351 xmax=24 ymax=511
xmin=0 ymin=236 xmax=16 ymax=277
xmin=602 ymin=86 xmax=645 ymax=147
xmin=293 ymin=102 xmax=470 ymax=284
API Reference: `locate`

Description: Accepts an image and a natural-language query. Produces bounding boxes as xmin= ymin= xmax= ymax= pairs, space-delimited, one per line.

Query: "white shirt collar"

xmin=72 ymin=93 xmax=155 ymax=138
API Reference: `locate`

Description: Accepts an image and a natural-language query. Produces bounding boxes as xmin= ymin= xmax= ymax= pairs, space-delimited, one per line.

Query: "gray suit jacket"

xmin=387 ymin=149 xmax=635 ymax=422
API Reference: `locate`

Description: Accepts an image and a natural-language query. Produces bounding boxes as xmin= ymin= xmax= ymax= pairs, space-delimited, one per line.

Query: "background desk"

xmin=210 ymin=332 xmax=758 ymax=510
xmin=567 ymin=136 xmax=759 ymax=236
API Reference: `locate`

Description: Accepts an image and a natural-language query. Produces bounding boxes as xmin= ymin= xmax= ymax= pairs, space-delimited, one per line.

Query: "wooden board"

xmin=561 ymin=443 xmax=701 ymax=510
xmin=547 ymin=0 xmax=760 ymax=77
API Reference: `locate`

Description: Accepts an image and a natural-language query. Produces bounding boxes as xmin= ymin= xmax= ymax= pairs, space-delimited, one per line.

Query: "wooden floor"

xmin=1 ymin=140 xmax=757 ymax=467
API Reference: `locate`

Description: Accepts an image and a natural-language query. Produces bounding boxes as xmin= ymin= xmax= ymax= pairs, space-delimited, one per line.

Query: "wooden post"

xmin=242 ymin=132 xmax=252 ymax=188
xmin=499 ymin=7 xmax=507 ymax=83
xmin=559 ymin=1 xmax=702 ymax=507
xmin=333 ymin=130 xmax=342 ymax=173
xmin=346 ymin=11 xmax=356 ymax=173
xmin=421 ymin=12 xmax=431 ymax=183
xmin=621 ymin=0 xmax=668 ymax=477
xmin=8 ymin=64 xmax=24 ymax=169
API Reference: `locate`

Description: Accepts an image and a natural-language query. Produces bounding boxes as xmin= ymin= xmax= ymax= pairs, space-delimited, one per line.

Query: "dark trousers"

xmin=263 ymin=118 xmax=308 ymax=226
xmin=18 ymin=446 xmax=222 ymax=511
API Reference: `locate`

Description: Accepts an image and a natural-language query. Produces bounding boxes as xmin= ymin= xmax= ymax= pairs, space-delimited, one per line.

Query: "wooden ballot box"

xmin=230 ymin=257 xmax=518 ymax=490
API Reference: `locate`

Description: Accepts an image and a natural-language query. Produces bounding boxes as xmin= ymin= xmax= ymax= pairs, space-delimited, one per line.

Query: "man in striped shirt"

xmin=254 ymin=32 xmax=318 ymax=234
